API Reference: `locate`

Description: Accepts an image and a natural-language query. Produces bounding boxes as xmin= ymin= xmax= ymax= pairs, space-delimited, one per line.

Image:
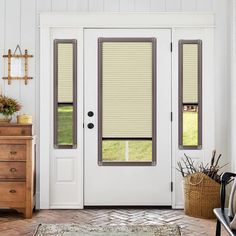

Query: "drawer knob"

xmin=9 ymin=168 xmax=17 ymax=172
xmin=9 ymin=189 xmax=16 ymax=193
xmin=10 ymin=151 xmax=17 ymax=155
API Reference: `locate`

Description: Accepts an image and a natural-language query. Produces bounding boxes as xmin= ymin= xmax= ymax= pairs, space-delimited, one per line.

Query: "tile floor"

xmin=0 ymin=208 xmax=227 ymax=236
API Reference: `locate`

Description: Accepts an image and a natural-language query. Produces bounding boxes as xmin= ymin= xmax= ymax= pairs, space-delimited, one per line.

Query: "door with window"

xmin=50 ymin=29 xmax=83 ymax=208
xmin=84 ymin=29 xmax=172 ymax=205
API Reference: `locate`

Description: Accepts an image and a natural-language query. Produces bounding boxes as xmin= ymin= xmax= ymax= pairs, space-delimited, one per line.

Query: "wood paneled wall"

xmin=0 ymin=0 xmax=216 ymax=127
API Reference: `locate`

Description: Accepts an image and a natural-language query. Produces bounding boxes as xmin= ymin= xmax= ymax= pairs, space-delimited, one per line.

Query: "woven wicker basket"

xmin=183 ymin=172 xmax=220 ymax=219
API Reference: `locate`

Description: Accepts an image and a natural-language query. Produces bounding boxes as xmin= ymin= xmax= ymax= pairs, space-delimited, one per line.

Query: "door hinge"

xmin=171 ymin=181 xmax=173 ymax=192
xmin=170 ymin=112 xmax=173 ymax=122
xmin=83 ymin=123 xmax=84 ymax=128
xmin=170 ymin=42 xmax=173 ymax=52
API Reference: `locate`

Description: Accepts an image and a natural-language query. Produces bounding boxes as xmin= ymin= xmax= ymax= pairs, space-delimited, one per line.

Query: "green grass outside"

xmin=58 ymin=105 xmax=73 ymax=145
xmin=103 ymin=140 xmax=152 ymax=161
xmin=128 ymin=141 xmax=152 ymax=161
xmin=58 ymin=106 xmax=197 ymax=159
xmin=103 ymin=141 xmax=125 ymax=161
xmin=183 ymin=111 xmax=198 ymax=146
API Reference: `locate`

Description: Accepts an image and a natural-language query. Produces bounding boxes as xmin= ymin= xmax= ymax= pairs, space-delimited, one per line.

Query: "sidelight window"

xmin=178 ymin=40 xmax=202 ymax=149
xmin=53 ymin=39 xmax=77 ymax=149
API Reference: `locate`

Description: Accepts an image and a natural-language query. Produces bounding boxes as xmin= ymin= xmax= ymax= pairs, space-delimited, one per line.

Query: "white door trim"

xmin=39 ymin=13 xmax=214 ymax=29
xmin=39 ymin=13 xmax=215 ymax=209
xmin=40 ymin=27 xmax=50 ymax=208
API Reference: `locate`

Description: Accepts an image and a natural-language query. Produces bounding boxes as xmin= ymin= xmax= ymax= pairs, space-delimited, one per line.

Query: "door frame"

xmin=39 ymin=13 xmax=215 ymax=209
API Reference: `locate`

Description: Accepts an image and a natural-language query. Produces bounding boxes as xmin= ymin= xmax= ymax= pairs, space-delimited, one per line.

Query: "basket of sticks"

xmin=177 ymin=151 xmax=227 ymax=219
xmin=183 ymin=172 xmax=220 ymax=218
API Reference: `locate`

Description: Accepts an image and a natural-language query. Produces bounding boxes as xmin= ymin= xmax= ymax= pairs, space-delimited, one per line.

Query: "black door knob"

xmin=87 ymin=123 xmax=94 ymax=129
xmin=87 ymin=111 xmax=94 ymax=117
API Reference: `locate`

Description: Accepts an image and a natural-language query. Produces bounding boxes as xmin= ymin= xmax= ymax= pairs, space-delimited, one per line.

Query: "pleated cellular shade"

xmin=58 ymin=43 xmax=73 ymax=103
xmin=101 ymin=41 xmax=154 ymax=138
xmin=182 ymin=44 xmax=198 ymax=104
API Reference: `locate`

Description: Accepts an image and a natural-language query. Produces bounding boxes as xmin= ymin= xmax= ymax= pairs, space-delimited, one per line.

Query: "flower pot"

xmin=0 ymin=113 xmax=12 ymax=123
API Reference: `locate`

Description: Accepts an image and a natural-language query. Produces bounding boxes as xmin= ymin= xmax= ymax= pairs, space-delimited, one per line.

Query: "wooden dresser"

xmin=0 ymin=124 xmax=35 ymax=218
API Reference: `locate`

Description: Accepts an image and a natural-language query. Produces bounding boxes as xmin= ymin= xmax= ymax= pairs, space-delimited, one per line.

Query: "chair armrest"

xmin=220 ymin=172 xmax=236 ymax=212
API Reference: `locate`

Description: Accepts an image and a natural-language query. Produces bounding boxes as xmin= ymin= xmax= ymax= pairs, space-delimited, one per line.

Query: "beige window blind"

xmin=54 ymin=39 xmax=77 ymax=149
xmin=58 ymin=43 xmax=73 ymax=103
xmin=100 ymin=40 xmax=155 ymax=138
xmin=182 ymin=44 xmax=198 ymax=104
xmin=178 ymin=40 xmax=202 ymax=149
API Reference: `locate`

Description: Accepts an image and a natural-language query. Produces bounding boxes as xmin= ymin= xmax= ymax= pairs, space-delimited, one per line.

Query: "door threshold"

xmin=84 ymin=205 xmax=172 ymax=209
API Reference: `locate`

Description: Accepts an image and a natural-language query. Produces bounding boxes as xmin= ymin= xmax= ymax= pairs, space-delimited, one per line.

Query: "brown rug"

xmin=34 ymin=224 xmax=181 ymax=236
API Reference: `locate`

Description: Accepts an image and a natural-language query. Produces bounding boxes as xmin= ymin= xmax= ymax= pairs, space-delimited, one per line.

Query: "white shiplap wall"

xmin=0 ymin=0 xmax=231 ymax=201
xmin=229 ymin=0 xmax=236 ymax=172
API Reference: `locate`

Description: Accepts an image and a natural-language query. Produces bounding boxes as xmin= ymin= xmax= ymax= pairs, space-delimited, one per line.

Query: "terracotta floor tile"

xmin=0 ymin=208 xmax=228 ymax=236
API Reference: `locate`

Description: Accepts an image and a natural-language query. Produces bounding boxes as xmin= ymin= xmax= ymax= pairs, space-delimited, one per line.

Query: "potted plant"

xmin=0 ymin=95 xmax=22 ymax=123
xmin=177 ymin=151 xmax=227 ymax=219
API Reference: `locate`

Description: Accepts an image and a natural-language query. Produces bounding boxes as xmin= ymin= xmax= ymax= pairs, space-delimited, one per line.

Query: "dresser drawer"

xmin=0 ymin=125 xmax=32 ymax=136
xmin=0 ymin=145 xmax=26 ymax=161
xmin=0 ymin=162 xmax=26 ymax=179
xmin=0 ymin=182 xmax=25 ymax=203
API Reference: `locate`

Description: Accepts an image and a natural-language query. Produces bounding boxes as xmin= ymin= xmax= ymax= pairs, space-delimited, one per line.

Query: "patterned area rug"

xmin=34 ymin=224 xmax=181 ymax=236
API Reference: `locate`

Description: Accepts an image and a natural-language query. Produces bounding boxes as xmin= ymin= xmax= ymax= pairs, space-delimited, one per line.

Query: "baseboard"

xmin=36 ymin=191 xmax=40 ymax=209
xmin=172 ymin=204 xmax=184 ymax=209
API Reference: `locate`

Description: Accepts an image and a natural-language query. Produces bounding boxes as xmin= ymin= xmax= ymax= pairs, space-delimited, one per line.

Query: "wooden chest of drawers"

xmin=0 ymin=124 xmax=35 ymax=219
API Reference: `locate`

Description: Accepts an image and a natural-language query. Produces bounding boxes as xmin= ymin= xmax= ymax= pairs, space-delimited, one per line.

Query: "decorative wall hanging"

xmin=2 ymin=45 xmax=33 ymax=85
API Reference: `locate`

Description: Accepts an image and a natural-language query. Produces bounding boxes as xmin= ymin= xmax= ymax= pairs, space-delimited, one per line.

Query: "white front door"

xmin=84 ymin=29 xmax=172 ymax=205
